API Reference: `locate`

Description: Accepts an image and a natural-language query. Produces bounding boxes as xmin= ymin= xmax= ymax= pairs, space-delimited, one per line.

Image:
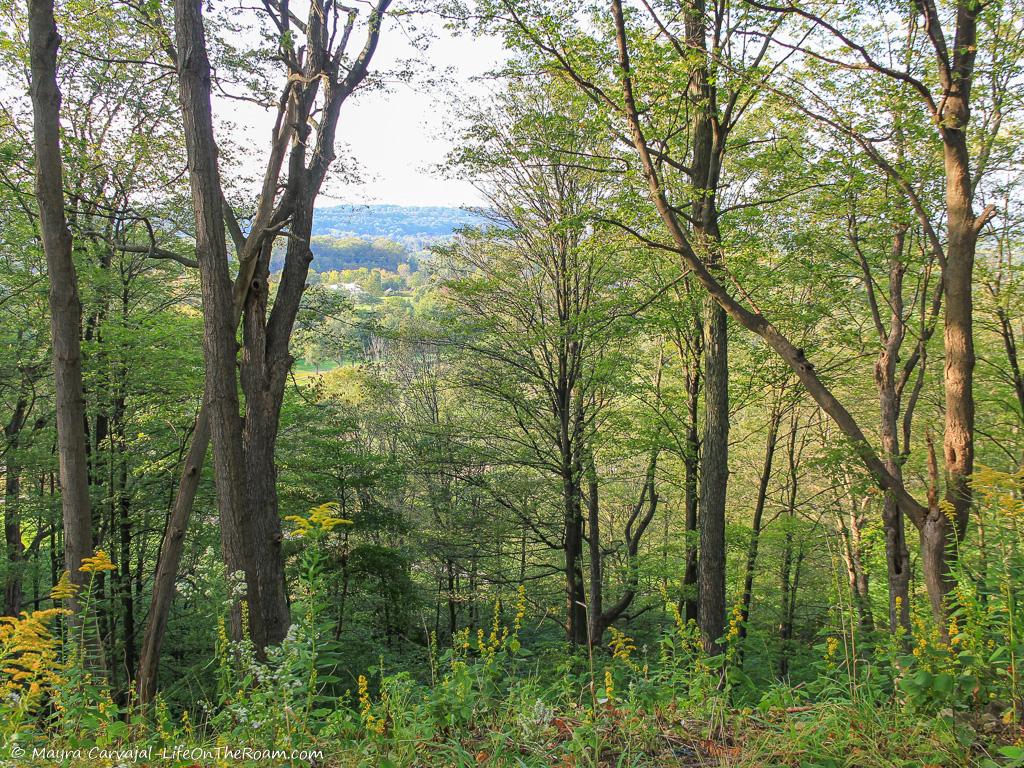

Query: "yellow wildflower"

xmin=726 ymin=603 xmax=743 ymax=642
xmin=825 ymin=636 xmax=839 ymax=660
xmin=285 ymin=502 xmax=352 ymax=538
xmin=948 ymin=616 xmax=961 ymax=644
xmin=358 ymin=674 xmax=371 ymax=721
xmin=610 ymin=627 xmax=637 ymax=665
xmin=50 ymin=571 xmax=79 ymax=601
xmin=514 ymin=584 xmax=526 ymax=633
xmin=0 ymin=608 xmax=67 ymax=706
xmin=80 ymin=550 xmax=115 ymax=573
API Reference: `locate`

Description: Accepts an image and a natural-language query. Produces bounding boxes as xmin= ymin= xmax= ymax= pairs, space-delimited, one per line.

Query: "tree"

xmin=440 ymin=81 xmax=662 ymax=646
xmin=745 ymin=0 xmax=1024 ymax=627
xmin=27 ymin=0 xmax=92 ymax=606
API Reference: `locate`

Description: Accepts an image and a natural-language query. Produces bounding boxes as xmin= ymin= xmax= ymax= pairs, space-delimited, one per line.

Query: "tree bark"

xmin=684 ymin=0 xmax=729 ymax=658
xmin=778 ymin=422 xmax=799 ymax=678
xmin=173 ymin=0 xmax=255 ymax=642
xmin=937 ymin=107 xmax=977 ymax=606
xmin=682 ymin=339 xmax=700 ymax=624
xmin=869 ymin=226 xmax=913 ymax=634
xmin=230 ymin=0 xmax=391 ymax=652
xmin=28 ymin=0 xmax=93 ymax=603
xmin=737 ymin=407 xmax=782 ymax=654
xmin=834 ymin=480 xmax=874 ymax=634
xmin=697 ymin=299 xmax=728 ymax=656
xmin=4 ymin=394 xmax=29 ymax=616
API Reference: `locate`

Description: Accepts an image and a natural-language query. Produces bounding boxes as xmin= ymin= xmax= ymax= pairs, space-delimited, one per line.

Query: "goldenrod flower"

xmin=80 ymin=549 xmax=115 ymax=573
xmin=0 ymin=608 xmax=67 ymax=706
xmin=610 ymin=627 xmax=637 ymax=665
xmin=514 ymin=584 xmax=526 ymax=633
xmin=948 ymin=616 xmax=961 ymax=644
xmin=825 ymin=636 xmax=839 ymax=660
xmin=50 ymin=571 xmax=79 ymax=601
xmin=286 ymin=502 xmax=352 ymax=538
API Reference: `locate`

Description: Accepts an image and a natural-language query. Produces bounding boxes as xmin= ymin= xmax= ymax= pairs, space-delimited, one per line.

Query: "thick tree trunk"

xmin=684 ymin=0 xmax=730 ymax=657
xmin=698 ymin=299 xmax=728 ymax=656
xmin=174 ymin=0 xmax=255 ymax=641
xmin=28 ymin=0 xmax=93 ymax=602
xmin=936 ymin=121 xmax=976 ymax=618
xmin=238 ymin=233 xmax=300 ymax=652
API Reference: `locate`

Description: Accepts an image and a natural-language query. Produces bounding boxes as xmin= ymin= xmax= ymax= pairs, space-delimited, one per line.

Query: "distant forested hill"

xmin=313 ymin=204 xmax=487 ymax=243
xmin=270 ymin=204 xmax=488 ymax=272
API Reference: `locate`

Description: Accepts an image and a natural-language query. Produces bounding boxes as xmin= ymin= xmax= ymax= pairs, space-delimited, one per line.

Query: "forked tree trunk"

xmin=835 ymin=487 xmax=874 ymax=634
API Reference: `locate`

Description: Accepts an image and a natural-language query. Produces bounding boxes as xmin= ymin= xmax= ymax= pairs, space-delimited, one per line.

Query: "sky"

xmin=213 ymin=9 xmax=508 ymax=209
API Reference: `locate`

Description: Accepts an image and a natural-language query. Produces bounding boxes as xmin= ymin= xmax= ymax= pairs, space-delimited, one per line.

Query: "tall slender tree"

xmin=27 ymin=0 xmax=92 ymax=605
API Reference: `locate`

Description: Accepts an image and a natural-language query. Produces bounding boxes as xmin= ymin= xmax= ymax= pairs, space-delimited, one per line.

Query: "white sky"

xmin=213 ymin=11 xmax=507 ymax=209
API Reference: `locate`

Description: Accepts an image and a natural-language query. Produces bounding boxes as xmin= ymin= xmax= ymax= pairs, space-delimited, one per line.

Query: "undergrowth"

xmin=4 ymin=476 xmax=1024 ymax=767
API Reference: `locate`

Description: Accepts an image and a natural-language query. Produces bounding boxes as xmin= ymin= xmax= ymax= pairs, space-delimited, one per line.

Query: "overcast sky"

xmin=214 ymin=11 xmax=507 ymax=209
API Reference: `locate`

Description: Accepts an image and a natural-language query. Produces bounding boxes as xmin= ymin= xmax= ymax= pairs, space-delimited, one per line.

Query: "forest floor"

xmin=327 ymin=700 xmax=1016 ymax=767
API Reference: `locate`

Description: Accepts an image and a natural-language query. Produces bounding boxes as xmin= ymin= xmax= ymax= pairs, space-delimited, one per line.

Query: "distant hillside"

xmin=312 ymin=204 xmax=488 ymax=245
xmin=271 ymin=204 xmax=489 ymax=274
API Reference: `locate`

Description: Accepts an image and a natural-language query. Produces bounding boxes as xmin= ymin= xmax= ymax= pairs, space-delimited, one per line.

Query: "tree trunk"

xmin=994 ymin=307 xmax=1024 ymax=428
xmin=238 ymin=234 xmax=299 ymax=652
xmin=737 ymin=408 xmax=782 ymax=654
xmin=116 ymin=412 xmax=135 ymax=686
xmin=563 ymin=483 xmax=587 ymax=646
xmin=835 ymin=489 xmax=874 ymax=633
xmin=871 ymin=228 xmax=914 ymax=634
xmin=937 ymin=120 xmax=976 ymax=616
xmin=137 ymin=410 xmax=208 ymax=703
xmin=28 ymin=0 xmax=93 ymax=603
xmin=698 ymin=299 xmax=728 ymax=656
xmin=174 ymin=0 xmax=255 ymax=641
xmin=586 ymin=459 xmax=603 ymax=645
xmin=778 ymin=419 xmax=799 ymax=678
xmin=4 ymin=395 xmax=28 ymax=616
xmin=681 ymin=329 xmax=701 ymax=624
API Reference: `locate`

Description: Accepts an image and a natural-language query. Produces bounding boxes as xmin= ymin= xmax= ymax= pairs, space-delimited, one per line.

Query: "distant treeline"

xmin=270 ymin=235 xmax=419 ymax=273
xmin=312 ymin=204 xmax=487 ymax=240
